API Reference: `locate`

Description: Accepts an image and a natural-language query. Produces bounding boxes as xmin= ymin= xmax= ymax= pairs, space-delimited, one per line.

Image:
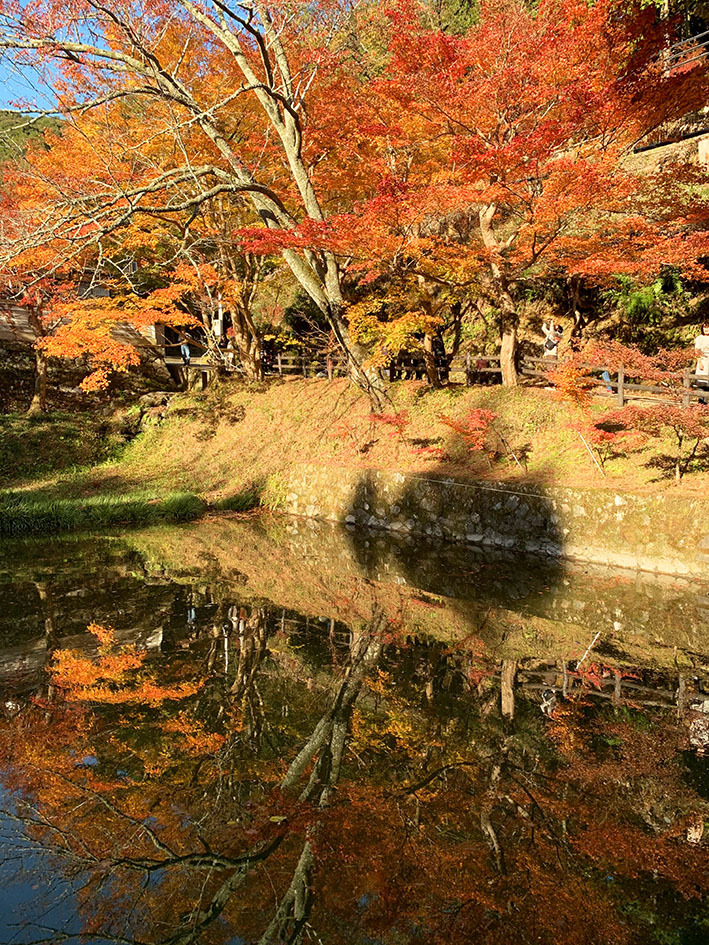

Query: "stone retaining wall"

xmin=282 ymin=463 xmax=709 ymax=576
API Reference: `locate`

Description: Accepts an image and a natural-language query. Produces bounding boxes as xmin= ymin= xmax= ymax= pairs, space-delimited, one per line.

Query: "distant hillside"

xmin=0 ymin=110 xmax=61 ymax=163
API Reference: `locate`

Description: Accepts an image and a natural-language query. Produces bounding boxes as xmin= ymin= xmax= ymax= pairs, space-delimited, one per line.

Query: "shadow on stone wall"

xmin=279 ymin=457 xmax=709 ymax=576
xmin=337 ymin=465 xmax=709 ymax=662
xmin=344 ymin=465 xmax=566 ymax=563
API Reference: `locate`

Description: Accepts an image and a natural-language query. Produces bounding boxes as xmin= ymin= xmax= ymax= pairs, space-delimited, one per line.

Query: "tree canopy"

xmin=0 ymin=0 xmax=708 ymax=400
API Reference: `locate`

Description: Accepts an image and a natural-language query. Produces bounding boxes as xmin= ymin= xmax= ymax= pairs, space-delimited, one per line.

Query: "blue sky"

xmin=0 ymin=60 xmax=57 ymax=112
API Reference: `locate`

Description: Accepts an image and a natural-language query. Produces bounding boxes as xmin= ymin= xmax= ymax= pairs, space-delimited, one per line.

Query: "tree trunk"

xmin=233 ymin=321 xmax=263 ymax=380
xmin=448 ymin=301 xmax=464 ymax=359
xmin=227 ymin=293 xmax=264 ymax=380
xmin=28 ymin=341 xmax=48 ymax=415
xmin=328 ymin=306 xmax=388 ymax=411
xmin=499 ymin=322 xmax=518 ymax=387
xmin=422 ymin=333 xmax=442 ymax=388
xmin=478 ymin=204 xmax=519 ymax=387
xmin=26 ymin=305 xmax=48 ymax=415
xmin=567 ymin=275 xmax=586 ymax=341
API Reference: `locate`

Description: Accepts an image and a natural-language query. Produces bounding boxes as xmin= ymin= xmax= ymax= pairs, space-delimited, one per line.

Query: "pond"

xmin=0 ymin=515 xmax=708 ymax=945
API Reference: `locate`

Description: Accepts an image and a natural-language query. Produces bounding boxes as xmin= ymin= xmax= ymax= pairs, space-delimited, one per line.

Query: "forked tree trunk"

xmin=478 ymin=203 xmax=519 ymax=387
xmin=232 ymin=314 xmax=263 ymax=381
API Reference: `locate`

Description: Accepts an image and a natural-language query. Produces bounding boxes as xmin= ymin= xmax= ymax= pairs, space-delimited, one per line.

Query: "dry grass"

xmin=5 ymin=377 xmax=706 ymax=524
xmin=103 ymin=377 xmax=709 ymax=503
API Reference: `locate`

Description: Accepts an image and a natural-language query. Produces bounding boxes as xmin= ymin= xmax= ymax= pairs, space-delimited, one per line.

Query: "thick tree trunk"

xmin=499 ymin=322 xmax=518 ymax=387
xmin=328 ymin=306 xmax=388 ymax=411
xmin=228 ymin=296 xmax=264 ymax=380
xmin=478 ymin=204 xmax=519 ymax=387
xmin=423 ymin=332 xmax=442 ymax=388
xmin=28 ymin=341 xmax=48 ymax=415
xmin=233 ymin=321 xmax=263 ymax=380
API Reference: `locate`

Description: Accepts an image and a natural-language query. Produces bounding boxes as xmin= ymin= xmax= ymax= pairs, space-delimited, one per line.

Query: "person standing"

xmin=694 ymin=322 xmax=709 ymax=405
xmin=542 ymin=321 xmax=563 ymax=358
xmin=180 ymin=340 xmax=191 ymax=366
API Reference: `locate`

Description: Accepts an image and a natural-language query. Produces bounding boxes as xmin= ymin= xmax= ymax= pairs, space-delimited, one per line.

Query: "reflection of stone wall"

xmin=283 ymin=463 xmax=709 ymax=577
xmin=128 ymin=516 xmax=709 ymax=666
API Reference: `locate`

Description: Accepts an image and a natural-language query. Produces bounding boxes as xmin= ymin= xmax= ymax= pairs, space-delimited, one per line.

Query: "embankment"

xmin=3 ymin=378 xmax=709 ymax=571
xmin=281 ymin=463 xmax=709 ymax=577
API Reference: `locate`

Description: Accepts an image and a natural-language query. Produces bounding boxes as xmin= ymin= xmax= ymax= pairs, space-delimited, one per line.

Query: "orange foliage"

xmin=51 ymin=624 xmax=202 ymax=704
xmin=440 ymin=409 xmax=498 ymax=454
xmin=2 ymin=0 xmax=709 ymax=387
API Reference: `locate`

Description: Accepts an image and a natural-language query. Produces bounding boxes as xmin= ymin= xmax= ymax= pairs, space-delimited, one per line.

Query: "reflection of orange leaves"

xmin=51 ymin=624 xmax=201 ymax=705
xmin=74 ymin=680 xmax=202 ymax=705
xmin=547 ymin=702 xmax=587 ymax=755
xmin=87 ymin=623 xmax=115 ymax=646
xmin=52 ymin=622 xmax=145 ymax=692
xmin=162 ymin=712 xmax=227 ymax=755
xmin=573 ymin=822 xmax=709 ymax=899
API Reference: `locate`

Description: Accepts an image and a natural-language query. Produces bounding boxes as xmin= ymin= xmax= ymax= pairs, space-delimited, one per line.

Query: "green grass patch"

xmin=212 ymin=483 xmax=263 ymax=512
xmin=0 ymin=490 xmax=206 ymax=537
xmin=0 ymin=411 xmax=124 ymax=487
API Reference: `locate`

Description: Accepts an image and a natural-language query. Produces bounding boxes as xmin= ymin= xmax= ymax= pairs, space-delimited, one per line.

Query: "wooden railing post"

xmin=683 ymin=368 xmax=691 ymax=407
xmin=302 ymin=354 xmax=307 ymax=377
xmin=617 ymin=366 xmax=625 ymax=407
xmin=465 ymin=351 xmax=472 ymax=387
xmin=326 ymin=355 xmax=333 ymax=382
xmin=277 ymin=353 xmax=283 ymax=377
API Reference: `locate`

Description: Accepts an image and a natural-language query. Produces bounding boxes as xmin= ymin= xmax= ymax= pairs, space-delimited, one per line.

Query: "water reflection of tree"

xmin=0 ymin=606 xmax=708 ymax=945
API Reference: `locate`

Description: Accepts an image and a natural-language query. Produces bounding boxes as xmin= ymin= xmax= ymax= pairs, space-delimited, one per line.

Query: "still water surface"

xmin=0 ymin=515 xmax=708 ymax=945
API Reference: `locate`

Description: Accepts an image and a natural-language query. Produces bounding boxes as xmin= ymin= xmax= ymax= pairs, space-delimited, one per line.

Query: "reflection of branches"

xmin=392 ymin=758 xmax=493 ymax=797
xmin=157 ymin=838 xmax=285 ymax=945
xmin=6 ymin=925 xmax=149 ymax=945
xmin=257 ymin=841 xmax=314 ymax=945
xmin=161 ymin=614 xmax=384 ymax=945
xmin=282 ymin=617 xmax=384 ymax=807
xmin=0 ymin=609 xmax=389 ymax=945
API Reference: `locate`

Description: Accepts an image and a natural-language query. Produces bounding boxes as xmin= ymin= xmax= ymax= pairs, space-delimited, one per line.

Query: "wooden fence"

xmin=165 ymin=351 xmax=708 ymax=407
xmin=497 ymin=658 xmax=699 ymax=715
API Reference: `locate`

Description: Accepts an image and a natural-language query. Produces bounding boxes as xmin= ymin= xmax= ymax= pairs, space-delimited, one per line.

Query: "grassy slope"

xmin=0 ymin=410 xmax=206 ymax=535
xmin=103 ymin=377 xmax=709 ymax=501
xmin=2 ymin=377 xmax=705 ymax=535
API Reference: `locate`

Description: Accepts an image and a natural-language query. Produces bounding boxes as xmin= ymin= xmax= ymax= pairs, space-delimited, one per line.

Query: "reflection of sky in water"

xmin=0 ymin=785 xmax=106 ymax=944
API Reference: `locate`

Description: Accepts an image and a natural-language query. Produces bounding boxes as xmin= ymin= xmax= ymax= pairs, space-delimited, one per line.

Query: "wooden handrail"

xmin=166 ymin=349 xmax=708 ymax=406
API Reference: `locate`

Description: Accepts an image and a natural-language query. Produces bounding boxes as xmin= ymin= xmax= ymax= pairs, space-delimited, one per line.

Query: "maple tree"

xmin=440 ymin=408 xmax=498 ymax=455
xmin=1 ymin=0 xmax=707 ymax=400
xmin=545 ymin=339 xmax=708 ymax=476
xmin=596 ymin=403 xmax=709 ymax=480
xmin=250 ymin=0 xmax=709 ymax=385
xmin=0 ymin=108 xmax=278 ymax=389
xmin=0 ymin=0 xmax=393 ymax=406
